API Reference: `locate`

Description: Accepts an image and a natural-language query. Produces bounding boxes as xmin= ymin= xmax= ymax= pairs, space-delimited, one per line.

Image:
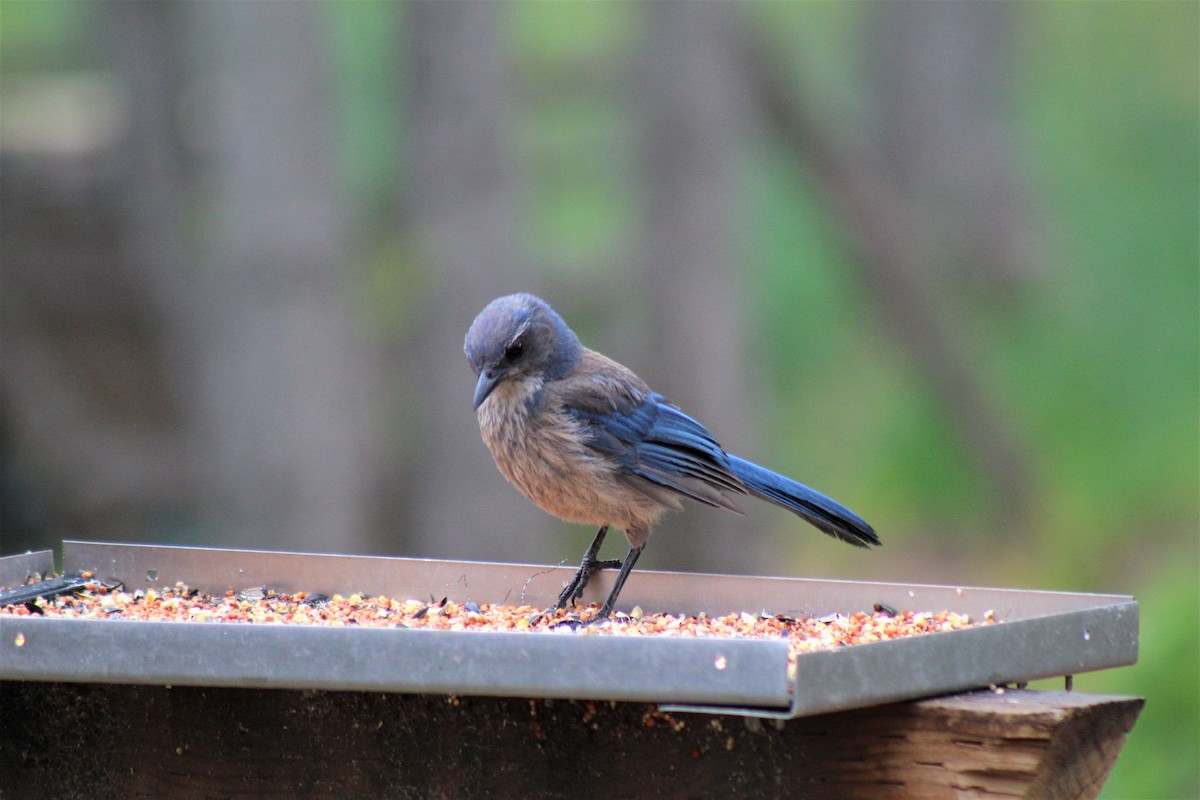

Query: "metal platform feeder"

xmin=0 ymin=541 xmax=1138 ymax=719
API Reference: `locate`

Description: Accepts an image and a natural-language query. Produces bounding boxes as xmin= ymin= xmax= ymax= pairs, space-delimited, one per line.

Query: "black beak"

xmin=473 ymin=369 xmax=502 ymax=410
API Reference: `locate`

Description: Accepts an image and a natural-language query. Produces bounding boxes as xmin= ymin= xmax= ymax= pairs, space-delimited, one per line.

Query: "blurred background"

xmin=0 ymin=1 xmax=1195 ymax=795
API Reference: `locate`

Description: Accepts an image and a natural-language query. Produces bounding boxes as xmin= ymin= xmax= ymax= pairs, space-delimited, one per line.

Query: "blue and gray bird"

xmin=465 ymin=293 xmax=879 ymax=619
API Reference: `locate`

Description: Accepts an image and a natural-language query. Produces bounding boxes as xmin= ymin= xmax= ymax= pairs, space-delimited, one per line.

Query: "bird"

xmin=464 ymin=293 xmax=879 ymax=620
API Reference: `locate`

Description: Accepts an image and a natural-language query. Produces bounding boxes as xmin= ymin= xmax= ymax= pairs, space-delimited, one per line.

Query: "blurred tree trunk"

xmin=873 ymin=0 xmax=1041 ymax=291
xmin=0 ymin=168 xmax=181 ymax=548
xmin=0 ymin=3 xmax=196 ymax=550
xmin=633 ymin=2 xmax=765 ymax=574
xmin=185 ymin=3 xmax=374 ymax=552
xmin=107 ymin=1 xmax=195 ymax=330
xmin=104 ymin=0 xmax=197 ymax=526
xmin=741 ymin=17 xmax=1036 ymax=529
xmin=400 ymin=1 xmax=548 ymax=562
xmin=869 ymin=2 xmax=1040 ymax=519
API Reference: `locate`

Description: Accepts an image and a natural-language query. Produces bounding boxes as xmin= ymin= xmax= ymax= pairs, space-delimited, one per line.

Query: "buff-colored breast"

xmin=476 ymin=375 xmax=665 ymax=544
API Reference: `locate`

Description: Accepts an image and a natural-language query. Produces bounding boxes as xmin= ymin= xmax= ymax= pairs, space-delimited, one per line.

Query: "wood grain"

xmin=0 ymin=685 xmax=1141 ymax=799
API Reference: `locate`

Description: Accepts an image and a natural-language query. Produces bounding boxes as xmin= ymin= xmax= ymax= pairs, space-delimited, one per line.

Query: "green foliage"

xmin=0 ymin=0 xmax=95 ymax=72
xmin=1009 ymin=3 xmax=1199 ymax=563
xmin=1050 ymin=553 xmax=1200 ymax=799
xmin=510 ymin=3 xmax=640 ymax=277
xmin=324 ymin=1 xmax=404 ymax=225
xmin=746 ymin=6 xmax=1199 ymax=795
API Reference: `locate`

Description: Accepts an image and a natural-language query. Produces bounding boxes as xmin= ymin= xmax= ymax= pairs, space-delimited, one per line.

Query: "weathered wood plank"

xmin=0 ymin=684 xmax=1141 ymax=800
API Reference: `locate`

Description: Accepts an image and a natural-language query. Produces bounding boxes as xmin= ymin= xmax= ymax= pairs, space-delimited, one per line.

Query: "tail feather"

xmin=727 ymin=455 xmax=880 ymax=548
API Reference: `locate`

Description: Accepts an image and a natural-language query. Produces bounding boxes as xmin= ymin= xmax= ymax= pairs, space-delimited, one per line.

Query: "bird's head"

xmin=464 ymin=293 xmax=583 ymax=410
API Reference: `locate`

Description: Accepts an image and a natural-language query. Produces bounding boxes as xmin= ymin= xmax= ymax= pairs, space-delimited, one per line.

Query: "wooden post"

xmin=0 ymin=684 xmax=1141 ymax=799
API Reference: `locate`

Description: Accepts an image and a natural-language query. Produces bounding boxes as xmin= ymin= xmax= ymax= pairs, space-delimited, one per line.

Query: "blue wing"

xmin=566 ymin=392 xmax=747 ymax=513
xmin=561 ymin=377 xmax=880 ymax=548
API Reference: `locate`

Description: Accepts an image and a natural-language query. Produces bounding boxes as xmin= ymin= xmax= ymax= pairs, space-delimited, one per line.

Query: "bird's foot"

xmin=554 ymin=556 xmax=622 ymax=610
xmin=543 ymin=607 xmax=615 ymax=629
xmin=528 ymin=606 xmax=600 ymax=629
xmin=549 ymin=614 xmax=588 ymax=630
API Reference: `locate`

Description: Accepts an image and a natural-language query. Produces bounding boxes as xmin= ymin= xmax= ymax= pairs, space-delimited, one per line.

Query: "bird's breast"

xmin=476 ymin=380 xmax=662 ymax=532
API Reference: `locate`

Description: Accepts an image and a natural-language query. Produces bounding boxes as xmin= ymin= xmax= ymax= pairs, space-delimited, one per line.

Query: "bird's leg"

xmin=593 ymin=545 xmax=643 ymax=620
xmin=554 ymin=525 xmax=622 ymax=610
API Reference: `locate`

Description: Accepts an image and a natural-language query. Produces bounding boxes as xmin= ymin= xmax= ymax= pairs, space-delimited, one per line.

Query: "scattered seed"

xmin=0 ymin=574 xmax=991 ymax=682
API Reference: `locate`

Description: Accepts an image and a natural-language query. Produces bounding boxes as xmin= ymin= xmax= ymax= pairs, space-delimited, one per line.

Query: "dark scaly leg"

xmin=594 ymin=545 xmax=643 ymax=620
xmin=554 ymin=525 xmax=622 ymax=610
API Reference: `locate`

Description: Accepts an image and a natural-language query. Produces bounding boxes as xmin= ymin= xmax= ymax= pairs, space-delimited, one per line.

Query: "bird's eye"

xmin=504 ymin=339 xmax=524 ymax=362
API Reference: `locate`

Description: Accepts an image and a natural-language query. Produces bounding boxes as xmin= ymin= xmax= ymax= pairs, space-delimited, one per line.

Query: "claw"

xmin=553 ymin=525 xmax=613 ymax=610
xmin=551 ymin=527 xmax=644 ymax=620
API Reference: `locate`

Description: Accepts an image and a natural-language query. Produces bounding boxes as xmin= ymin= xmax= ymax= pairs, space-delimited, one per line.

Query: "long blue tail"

xmin=727 ymin=455 xmax=880 ymax=548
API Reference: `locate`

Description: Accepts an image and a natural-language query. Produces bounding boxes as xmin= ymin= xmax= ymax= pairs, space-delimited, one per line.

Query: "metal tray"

xmin=0 ymin=541 xmax=1138 ymax=719
xmin=0 ymin=549 xmax=54 ymax=590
